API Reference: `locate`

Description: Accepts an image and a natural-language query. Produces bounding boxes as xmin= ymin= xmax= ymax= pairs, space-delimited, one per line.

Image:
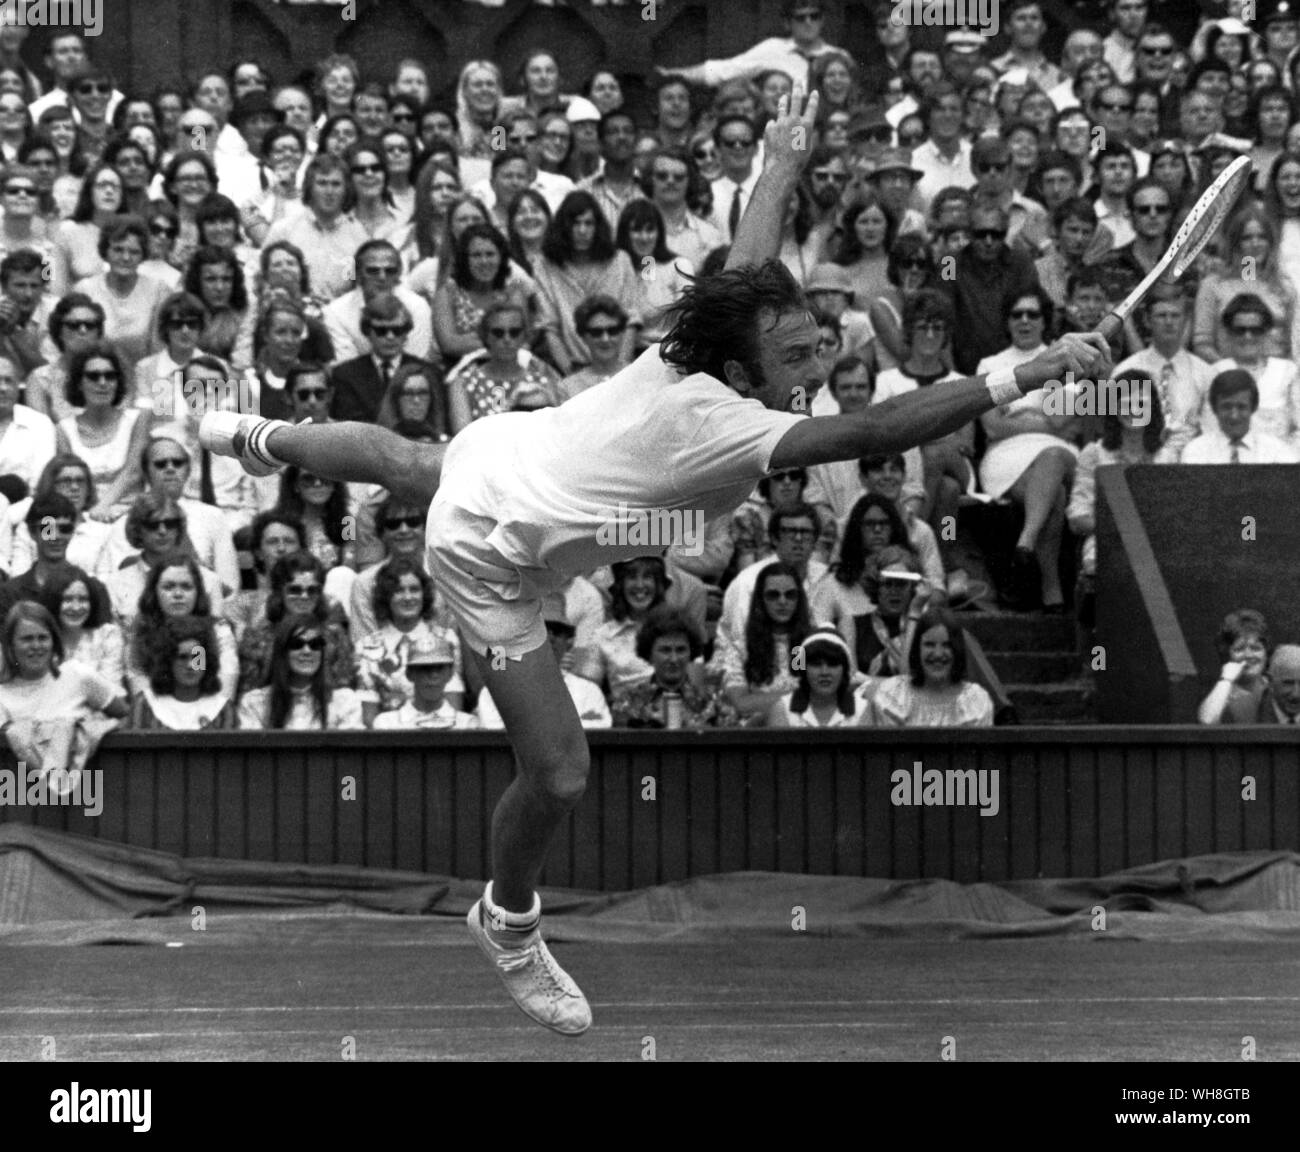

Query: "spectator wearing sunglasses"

xmin=346 ymin=493 xmax=429 ymax=639
xmin=558 ymin=295 xmax=630 ymax=400
xmin=6 ymin=492 xmax=79 ymax=599
xmin=329 ymin=293 xmax=432 ymax=424
xmin=323 ymin=239 xmax=432 ymax=364
xmin=139 ymin=205 xmax=183 ymax=291
xmin=237 ymin=612 xmax=364 ymax=730
xmin=1203 ymin=295 xmax=1300 ymax=450
xmin=98 ymin=436 xmax=239 ymax=595
xmin=0 ymin=170 xmax=65 ymax=298
xmin=105 ymin=496 xmax=223 ymax=625
xmin=643 ymin=144 xmax=721 ymax=271
xmin=970 ymin=137 xmax=1049 ymax=256
xmin=445 ymin=301 xmax=561 ymax=432
xmin=234 ymin=551 xmax=356 ymax=698
xmin=66 ymin=64 xmax=116 ymax=168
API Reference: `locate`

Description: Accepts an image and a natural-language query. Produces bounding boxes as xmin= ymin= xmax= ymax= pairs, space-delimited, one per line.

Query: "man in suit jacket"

xmin=329 ymin=294 xmax=429 ymax=424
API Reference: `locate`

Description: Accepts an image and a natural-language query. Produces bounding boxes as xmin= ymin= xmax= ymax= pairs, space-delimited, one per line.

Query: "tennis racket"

xmin=1096 ymin=155 xmax=1252 ymax=343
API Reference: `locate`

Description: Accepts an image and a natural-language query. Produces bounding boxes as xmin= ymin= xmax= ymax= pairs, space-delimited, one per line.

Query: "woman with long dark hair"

xmin=832 ymin=192 xmax=895 ymax=308
xmin=532 ymin=189 xmax=645 ymax=373
xmin=869 ymin=235 xmax=939 ymax=372
xmin=711 ymin=559 xmax=811 ymax=722
xmin=237 ymin=612 xmax=364 ymax=730
xmin=278 ymin=464 xmax=353 ymax=571
xmin=130 ymin=614 xmax=236 ymax=730
xmin=811 ymin=494 xmax=911 ymax=667
xmin=39 ymin=564 xmax=123 ymax=693
xmin=432 ymin=222 xmax=541 ymax=364
xmin=615 ymin=199 xmax=690 ymax=350
xmin=234 ymin=551 xmax=355 ymax=698
xmin=184 ymin=244 xmax=251 ymax=370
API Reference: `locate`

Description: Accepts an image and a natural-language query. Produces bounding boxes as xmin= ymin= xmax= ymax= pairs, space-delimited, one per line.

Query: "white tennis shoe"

xmin=467 ymin=899 xmax=592 ymax=1035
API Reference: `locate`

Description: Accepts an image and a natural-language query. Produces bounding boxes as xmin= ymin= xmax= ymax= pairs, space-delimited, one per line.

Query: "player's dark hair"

xmin=660 ymin=258 xmax=805 ymax=385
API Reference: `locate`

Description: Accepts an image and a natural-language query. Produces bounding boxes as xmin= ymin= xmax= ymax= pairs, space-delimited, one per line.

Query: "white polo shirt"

xmin=435 ymin=345 xmax=804 ymax=575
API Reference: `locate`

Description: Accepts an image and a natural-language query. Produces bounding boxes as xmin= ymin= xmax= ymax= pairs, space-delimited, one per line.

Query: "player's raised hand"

xmin=762 ymin=87 xmax=820 ymax=180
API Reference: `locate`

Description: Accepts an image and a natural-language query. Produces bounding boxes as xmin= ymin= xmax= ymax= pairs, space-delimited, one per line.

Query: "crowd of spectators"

xmin=1 ymin=0 xmax=1300 ymax=755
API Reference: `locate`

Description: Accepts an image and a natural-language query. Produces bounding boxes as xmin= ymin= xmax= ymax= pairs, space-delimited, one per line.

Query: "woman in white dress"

xmin=868 ymin=608 xmax=995 ymax=727
xmin=130 ymin=614 xmax=237 ymax=730
xmin=55 ymin=344 xmax=150 ymax=521
xmin=976 ymin=288 xmax=1080 ymax=612
xmin=767 ymin=628 xmax=869 ymax=728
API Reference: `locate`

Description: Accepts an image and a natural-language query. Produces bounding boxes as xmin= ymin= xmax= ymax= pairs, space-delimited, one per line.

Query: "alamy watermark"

xmin=0 ymin=763 xmax=102 ymax=817
xmin=151 ymin=376 xmax=258 ymax=421
xmin=0 ymin=0 xmax=104 ymax=37
xmin=596 ymin=503 xmax=705 ymax=558
xmin=1041 ymin=373 xmax=1152 ymax=425
xmin=890 ymin=0 xmax=999 ymax=36
xmin=891 ymin=760 xmax=1000 ymax=817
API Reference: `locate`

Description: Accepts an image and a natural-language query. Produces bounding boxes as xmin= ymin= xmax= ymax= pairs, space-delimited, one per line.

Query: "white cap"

xmin=565 ymin=96 xmax=601 ymax=124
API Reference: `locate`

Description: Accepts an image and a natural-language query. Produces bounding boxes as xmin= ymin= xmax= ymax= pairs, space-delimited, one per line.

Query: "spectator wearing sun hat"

xmin=805 ymin=263 xmax=873 ymax=359
xmin=865 ymin=148 xmax=927 ymax=237
xmin=372 ymin=632 xmax=478 ymax=730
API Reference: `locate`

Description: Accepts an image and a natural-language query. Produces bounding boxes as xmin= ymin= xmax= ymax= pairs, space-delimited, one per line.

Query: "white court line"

xmin=3 ymin=995 xmax=1300 ymax=1015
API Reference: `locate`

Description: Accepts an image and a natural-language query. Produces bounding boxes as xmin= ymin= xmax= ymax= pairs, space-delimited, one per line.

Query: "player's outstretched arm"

xmin=769 ymin=332 xmax=1111 ymax=471
xmin=265 ymin=422 xmax=444 ymax=506
xmin=725 ymin=88 xmax=819 ymax=272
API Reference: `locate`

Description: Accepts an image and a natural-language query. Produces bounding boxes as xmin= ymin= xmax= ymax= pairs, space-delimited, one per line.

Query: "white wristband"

xmin=986 ymin=366 xmax=1022 ymax=406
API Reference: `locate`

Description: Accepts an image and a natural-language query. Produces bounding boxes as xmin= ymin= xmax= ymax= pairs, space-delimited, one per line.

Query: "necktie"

xmin=381 ymin=359 xmax=393 ymax=392
xmin=794 ymin=48 xmax=814 ymax=91
xmin=1229 ymin=437 xmax=1243 ymax=464
xmin=728 ymin=184 xmax=743 ymax=238
xmin=1158 ymin=361 xmax=1174 ymax=419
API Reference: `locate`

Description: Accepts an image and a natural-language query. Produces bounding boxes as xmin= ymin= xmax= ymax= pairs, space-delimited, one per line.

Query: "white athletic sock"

xmin=482 ymin=881 xmax=541 ymax=942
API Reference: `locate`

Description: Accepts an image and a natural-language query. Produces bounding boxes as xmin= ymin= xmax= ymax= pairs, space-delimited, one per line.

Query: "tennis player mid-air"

xmin=202 ymin=90 xmax=1110 ymax=1035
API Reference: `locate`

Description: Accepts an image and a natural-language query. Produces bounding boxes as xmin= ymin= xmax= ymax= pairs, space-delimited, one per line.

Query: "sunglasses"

xmin=362 ymin=266 xmax=400 ymax=278
xmin=168 ymin=317 xmax=202 ymax=330
xmin=64 ymin=319 xmax=101 ymax=332
xmin=150 ymin=224 xmax=178 ymax=238
xmin=3 ymin=186 xmax=36 ymax=197
xmin=351 ymin=163 xmax=384 ymax=175
xmin=391 ymin=111 xmax=416 ymax=123
xmin=763 ymin=589 xmax=800 ymax=601
xmin=1230 ymin=324 xmax=1267 ymax=335
xmin=973 ymin=229 xmax=1005 ymax=240
xmin=778 ymin=527 xmax=816 ymax=539
xmin=1140 ymin=45 xmax=1174 ymax=56
xmin=720 ymin=137 xmax=755 ymax=150
xmin=368 ymin=323 xmax=410 ymax=335
xmin=489 ymin=326 xmax=524 ymax=338
xmin=145 ymin=517 xmax=183 ymax=531
xmin=1133 ymin=204 xmax=1170 ymax=215
xmin=692 ymin=149 xmax=716 ymax=161
xmin=1010 ymin=309 xmax=1043 ymax=320
xmin=854 ymin=127 xmax=894 ymax=143
xmin=288 ymin=636 xmax=327 ymax=652
xmin=295 ymin=388 xmax=328 ymax=400
xmin=284 ymin=584 xmax=322 ymax=597
xmin=151 ymin=457 xmax=188 ymax=469
xmin=50 ymin=519 xmax=76 ymax=536
xmin=382 ymin=515 xmax=423 ymax=531
xmin=77 ymin=82 xmax=112 ymax=95
xmin=770 ymin=471 xmax=805 ymax=483
xmin=977 ymin=162 xmax=1010 ymax=174
xmin=653 ymin=170 xmax=687 ymax=183
xmin=83 ymin=370 xmax=119 ymax=382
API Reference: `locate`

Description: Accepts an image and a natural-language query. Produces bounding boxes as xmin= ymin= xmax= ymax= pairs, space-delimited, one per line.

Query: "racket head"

xmin=1168 ymin=155 xmax=1252 ymax=280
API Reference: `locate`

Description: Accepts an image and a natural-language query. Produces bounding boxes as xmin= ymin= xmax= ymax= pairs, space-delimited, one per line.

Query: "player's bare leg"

xmin=463 ymin=639 xmax=593 ymax=1034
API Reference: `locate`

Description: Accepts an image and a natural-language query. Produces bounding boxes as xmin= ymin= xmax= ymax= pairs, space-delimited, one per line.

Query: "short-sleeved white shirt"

xmin=434 ymin=345 xmax=805 ymax=575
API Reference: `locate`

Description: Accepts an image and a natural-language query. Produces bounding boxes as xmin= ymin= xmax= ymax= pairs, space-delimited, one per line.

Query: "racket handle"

xmin=1096 ymin=311 xmax=1124 ymax=343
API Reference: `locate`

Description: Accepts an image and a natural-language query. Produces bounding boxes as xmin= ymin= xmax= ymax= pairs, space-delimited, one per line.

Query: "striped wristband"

xmin=986 ymin=366 xmax=1023 ymax=406
xmin=244 ymin=419 xmax=291 ymax=470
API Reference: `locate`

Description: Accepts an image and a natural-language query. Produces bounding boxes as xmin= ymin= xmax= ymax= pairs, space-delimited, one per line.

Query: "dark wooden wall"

xmin=1097 ymin=466 xmax=1300 ymax=724
xmin=3 ymin=729 xmax=1297 ymax=888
